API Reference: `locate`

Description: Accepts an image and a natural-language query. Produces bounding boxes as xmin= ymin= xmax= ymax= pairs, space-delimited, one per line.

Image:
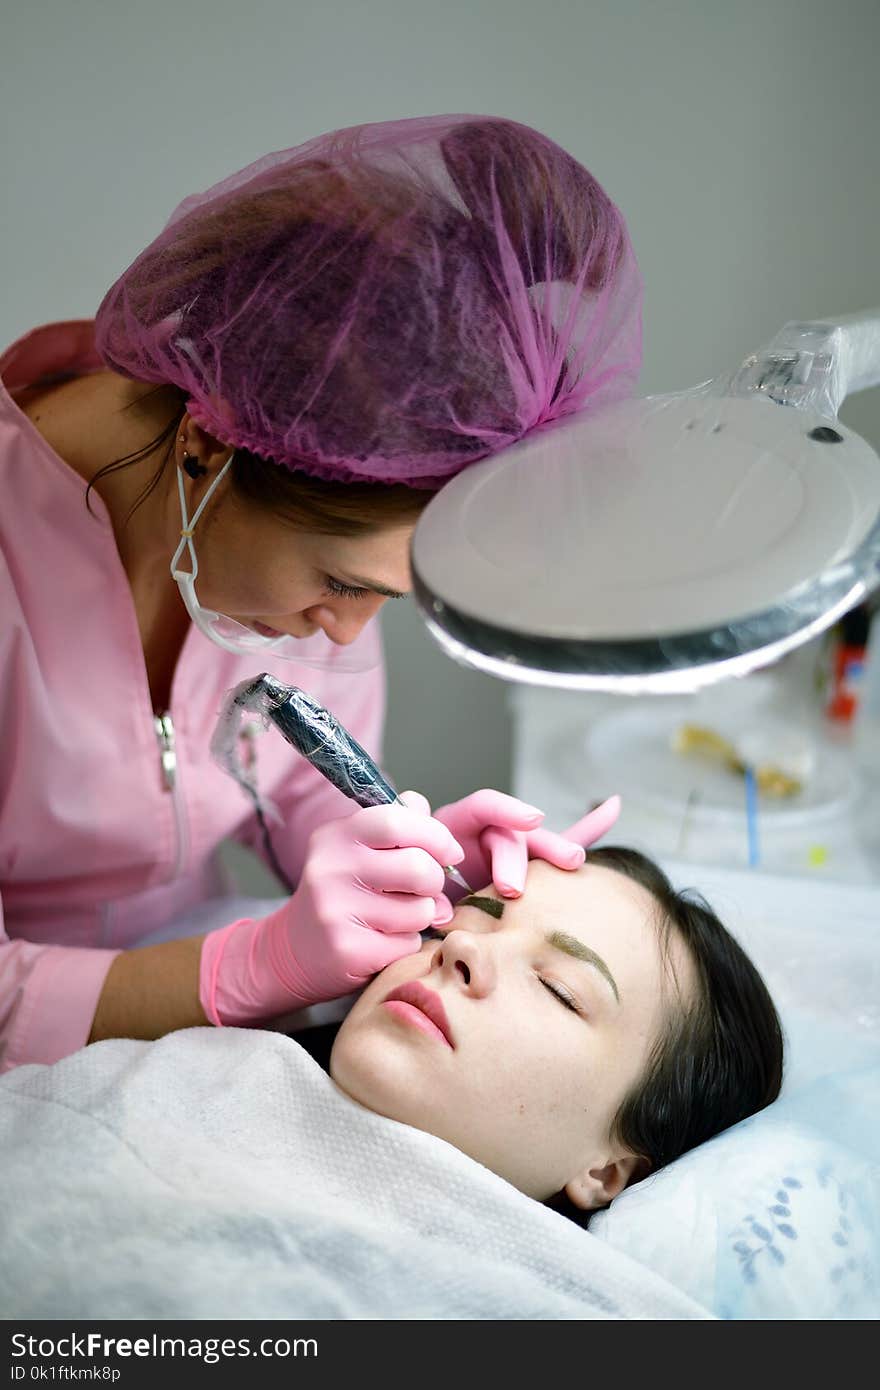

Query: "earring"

xmin=181 ymin=448 xmax=207 ymax=479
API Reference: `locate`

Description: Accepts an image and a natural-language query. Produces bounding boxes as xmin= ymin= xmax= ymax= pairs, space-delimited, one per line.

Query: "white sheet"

xmin=0 ymin=1027 xmax=713 ymax=1320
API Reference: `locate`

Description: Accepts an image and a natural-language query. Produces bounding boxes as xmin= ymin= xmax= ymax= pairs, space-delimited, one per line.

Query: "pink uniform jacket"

xmin=0 ymin=322 xmax=386 ymax=1072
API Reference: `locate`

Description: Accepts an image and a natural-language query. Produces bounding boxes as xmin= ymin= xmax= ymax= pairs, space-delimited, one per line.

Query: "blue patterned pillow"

xmin=588 ymin=1053 xmax=879 ymax=1319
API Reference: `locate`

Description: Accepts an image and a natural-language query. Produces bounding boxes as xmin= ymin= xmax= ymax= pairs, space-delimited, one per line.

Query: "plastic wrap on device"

xmin=629 ymin=309 xmax=880 ymax=426
xmin=717 ymin=308 xmax=880 ymax=419
xmin=209 ymin=675 xmax=284 ymax=824
xmin=212 ymin=673 xmax=399 ymax=812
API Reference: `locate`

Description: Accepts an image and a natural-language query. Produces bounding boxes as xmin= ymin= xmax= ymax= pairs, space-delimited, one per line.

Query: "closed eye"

xmin=538 ymin=975 xmax=582 ymax=1014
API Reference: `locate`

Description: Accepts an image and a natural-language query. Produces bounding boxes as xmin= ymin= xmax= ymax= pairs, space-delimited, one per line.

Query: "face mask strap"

xmin=170 ymin=453 xmax=235 ymax=581
xmin=169 ymin=453 xmax=297 ymax=656
xmin=165 ymin=453 xmax=368 ymax=667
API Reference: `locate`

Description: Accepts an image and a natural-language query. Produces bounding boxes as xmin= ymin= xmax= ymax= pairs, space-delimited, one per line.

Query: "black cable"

xmin=253 ymin=799 xmax=294 ymax=895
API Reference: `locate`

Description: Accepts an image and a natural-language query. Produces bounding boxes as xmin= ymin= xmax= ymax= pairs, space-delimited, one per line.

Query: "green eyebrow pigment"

xmin=459 ymin=895 xmax=505 ymax=919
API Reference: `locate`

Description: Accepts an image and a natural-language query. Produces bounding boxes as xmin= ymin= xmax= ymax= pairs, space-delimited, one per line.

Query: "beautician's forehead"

xmin=321 ymin=523 xmax=414 ymax=591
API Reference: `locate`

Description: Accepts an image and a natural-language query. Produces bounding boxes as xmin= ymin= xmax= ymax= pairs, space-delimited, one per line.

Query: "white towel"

xmin=0 ymin=1027 xmax=712 ymax=1319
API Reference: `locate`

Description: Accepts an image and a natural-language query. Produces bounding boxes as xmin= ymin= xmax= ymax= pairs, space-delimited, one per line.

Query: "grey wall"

xmin=5 ymin=0 xmax=879 ymax=809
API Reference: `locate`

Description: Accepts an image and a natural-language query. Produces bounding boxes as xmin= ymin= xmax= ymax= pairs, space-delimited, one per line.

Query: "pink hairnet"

xmin=95 ymin=114 xmax=642 ymax=487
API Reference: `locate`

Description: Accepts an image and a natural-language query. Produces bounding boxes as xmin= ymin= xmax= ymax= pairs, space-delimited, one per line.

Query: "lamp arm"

xmin=726 ymin=307 xmax=880 ymax=417
xmin=811 ymin=308 xmax=880 ymax=399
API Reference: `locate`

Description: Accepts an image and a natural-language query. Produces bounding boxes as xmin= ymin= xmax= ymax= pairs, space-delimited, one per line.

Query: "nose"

xmin=304 ymin=595 xmax=387 ymax=645
xmin=429 ymin=928 xmax=497 ymax=998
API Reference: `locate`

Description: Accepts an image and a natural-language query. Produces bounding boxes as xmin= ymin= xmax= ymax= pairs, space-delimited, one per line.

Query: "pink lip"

xmin=252 ymin=621 xmax=283 ymax=638
xmin=382 ymin=981 xmax=454 ymax=1049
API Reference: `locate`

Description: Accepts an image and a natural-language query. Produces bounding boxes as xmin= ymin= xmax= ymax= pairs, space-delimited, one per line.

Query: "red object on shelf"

xmin=826 ymin=603 xmax=871 ymax=725
xmin=826 ymin=643 xmax=866 ymax=723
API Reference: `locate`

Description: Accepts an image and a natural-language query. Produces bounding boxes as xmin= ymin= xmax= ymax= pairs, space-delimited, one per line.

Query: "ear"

xmin=178 ymin=415 xmax=234 ymax=476
xmin=563 ymin=1152 xmax=650 ymax=1211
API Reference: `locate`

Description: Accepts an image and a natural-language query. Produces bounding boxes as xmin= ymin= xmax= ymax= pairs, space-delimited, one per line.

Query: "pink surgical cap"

xmin=94 ymin=114 xmax=642 ymax=487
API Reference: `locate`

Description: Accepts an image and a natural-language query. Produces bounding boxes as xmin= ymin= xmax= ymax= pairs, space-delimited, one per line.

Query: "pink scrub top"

xmin=0 ymin=321 xmax=386 ymax=1072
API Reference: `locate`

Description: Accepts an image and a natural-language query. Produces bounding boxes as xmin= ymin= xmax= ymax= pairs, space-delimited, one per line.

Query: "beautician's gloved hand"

xmin=432 ymin=790 xmax=622 ymax=900
xmin=199 ymin=792 xmax=462 ymax=1027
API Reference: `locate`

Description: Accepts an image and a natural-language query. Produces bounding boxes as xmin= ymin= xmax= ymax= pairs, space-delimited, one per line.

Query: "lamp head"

xmin=411 ymin=391 xmax=880 ymax=693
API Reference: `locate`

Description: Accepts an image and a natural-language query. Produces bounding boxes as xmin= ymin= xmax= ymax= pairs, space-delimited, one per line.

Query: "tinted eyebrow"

xmin=545 ymin=931 xmax=620 ymax=1003
xmin=460 ymin=899 xmax=620 ymax=1002
xmin=459 ymin=895 xmax=505 ymax=919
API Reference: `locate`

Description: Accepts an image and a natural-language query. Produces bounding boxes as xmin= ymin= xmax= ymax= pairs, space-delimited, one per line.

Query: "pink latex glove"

xmin=199 ymin=791 xmax=461 ymax=1026
xmin=432 ymin=791 xmax=622 ymax=900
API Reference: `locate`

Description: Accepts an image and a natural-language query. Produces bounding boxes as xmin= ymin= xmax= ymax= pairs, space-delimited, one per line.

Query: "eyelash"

xmin=538 ymin=976 xmax=582 ymax=1014
xmin=324 ymin=576 xmax=371 ymax=600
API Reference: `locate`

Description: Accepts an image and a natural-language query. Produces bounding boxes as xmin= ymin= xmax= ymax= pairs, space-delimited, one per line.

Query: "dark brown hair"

xmin=552 ymin=845 xmax=783 ymax=1218
xmin=84 ymin=383 xmax=437 ymax=534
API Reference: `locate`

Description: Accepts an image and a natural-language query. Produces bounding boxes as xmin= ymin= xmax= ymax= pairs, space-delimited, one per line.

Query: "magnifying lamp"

xmin=412 ymin=311 xmax=880 ymax=694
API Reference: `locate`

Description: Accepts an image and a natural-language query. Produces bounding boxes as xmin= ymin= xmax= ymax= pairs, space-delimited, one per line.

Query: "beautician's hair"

xmin=586 ymin=845 xmax=783 ymax=1184
xmin=84 ymin=384 xmax=436 ymax=534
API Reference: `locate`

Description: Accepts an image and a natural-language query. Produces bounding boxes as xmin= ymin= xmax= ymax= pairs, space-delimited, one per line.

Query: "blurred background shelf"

xmin=510 ymin=637 xmax=880 ymax=886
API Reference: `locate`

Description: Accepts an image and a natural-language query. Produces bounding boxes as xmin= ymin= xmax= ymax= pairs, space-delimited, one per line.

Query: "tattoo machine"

xmin=211 ymin=673 xmax=472 ymax=894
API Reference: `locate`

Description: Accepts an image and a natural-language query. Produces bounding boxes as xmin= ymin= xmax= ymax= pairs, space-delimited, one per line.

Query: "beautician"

xmin=0 ymin=114 xmax=641 ymax=1070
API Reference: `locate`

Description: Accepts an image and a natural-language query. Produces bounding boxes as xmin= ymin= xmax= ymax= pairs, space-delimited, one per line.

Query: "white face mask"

xmin=170 ymin=456 xmax=297 ymax=656
xmin=169 ymin=458 xmax=375 ymax=670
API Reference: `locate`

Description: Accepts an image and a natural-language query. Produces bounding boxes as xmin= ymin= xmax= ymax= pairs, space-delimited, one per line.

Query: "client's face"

xmin=330 ymin=860 xmax=696 ymax=1207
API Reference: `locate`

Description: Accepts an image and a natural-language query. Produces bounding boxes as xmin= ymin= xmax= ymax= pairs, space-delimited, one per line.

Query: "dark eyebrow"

xmin=459 ymin=895 xmax=505 ymax=919
xmin=545 ymin=931 xmax=620 ymax=1004
xmin=343 ymin=574 xmax=409 ymax=600
xmin=459 ymin=898 xmax=620 ymax=1002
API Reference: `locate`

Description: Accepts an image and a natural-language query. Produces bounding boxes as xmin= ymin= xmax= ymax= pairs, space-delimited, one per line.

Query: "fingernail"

xmin=498 ymin=883 xmax=521 ymax=898
xmin=434 ymin=903 xmax=454 ymax=925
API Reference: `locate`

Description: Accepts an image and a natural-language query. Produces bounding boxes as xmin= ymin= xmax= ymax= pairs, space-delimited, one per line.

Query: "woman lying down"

xmin=0 ymin=795 xmax=783 ymax=1320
